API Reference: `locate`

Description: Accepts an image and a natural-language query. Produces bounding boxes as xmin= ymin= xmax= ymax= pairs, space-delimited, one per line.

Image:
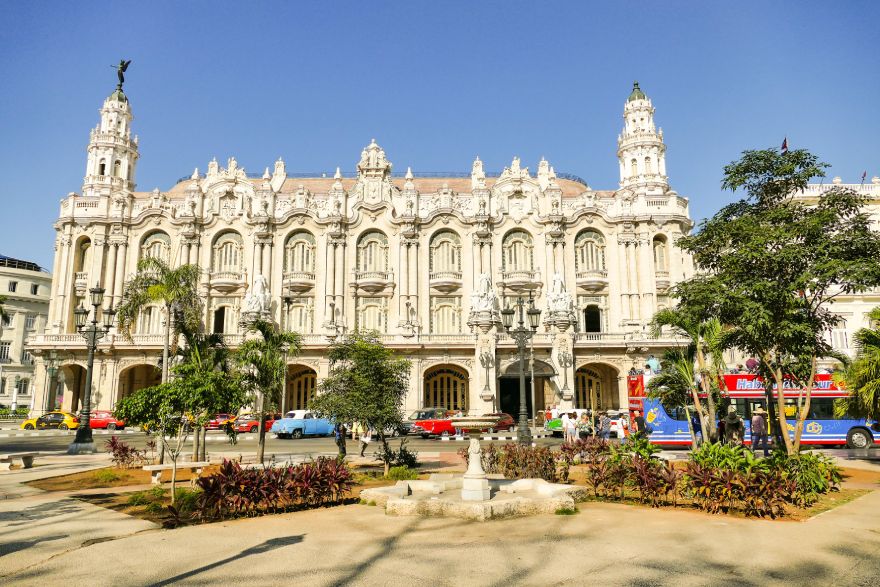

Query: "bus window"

xmin=661 ymin=403 xmax=690 ymax=421
xmin=808 ymin=398 xmax=836 ymax=419
xmin=729 ymin=399 xmax=749 ymax=418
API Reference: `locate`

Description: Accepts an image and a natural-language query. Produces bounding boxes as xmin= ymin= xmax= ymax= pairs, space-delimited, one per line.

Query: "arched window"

xmin=113 ymin=160 xmax=121 ymax=177
xmin=284 ymin=231 xmax=315 ymax=275
xmin=285 ymin=297 xmax=314 ymax=332
xmin=645 ymin=156 xmax=653 ymax=175
xmin=286 ymin=366 xmax=317 ymax=411
xmin=502 ymin=230 xmax=533 ymax=272
xmin=575 ymin=230 xmax=606 ymax=273
xmin=575 ymin=367 xmax=602 ymax=410
xmin=98 ymin=159 xmax=107 ymax=176
xmin=429 ymin=231 xmax=461 ymax=275
xmin=356 ymin=231 xmax=388 ymax=274
xmin=431 ymin=297 xmax=461 ymax=333
xmin=75 ymin=239 xmax=91 ymax=272
xmin=212 ymin=232 xmax=243 ymax=274
xmin=583 ymin=305 xmax=602 ymax=333
xmin=631 ymin=159 xmax=638 ymax=177
xmin=141 ymin=232 xmax=171 ymax=264
xmin=653 ymin=236 xmax=668 ymax=272
xmin=139 ymin=305 xmax=162 ymax=334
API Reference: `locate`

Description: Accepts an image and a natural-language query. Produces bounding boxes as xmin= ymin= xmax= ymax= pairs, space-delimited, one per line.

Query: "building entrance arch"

xmin=57 ymin=364 xmax=85 ymax=413
xmin=285 ymin=365 xmax=317 ymax=412
xmin=499 ymin=359 xmax=556 ymax=420
xmin=575 ymin=363 xmax=620 ymax=411
xmin=423 ymin=365 xmax=469 ymax=411
xmin=117 ymin=364 xmax=161 ymax=407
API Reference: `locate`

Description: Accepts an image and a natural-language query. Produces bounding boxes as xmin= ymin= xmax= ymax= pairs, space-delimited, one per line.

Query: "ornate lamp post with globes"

xmin=501 ymin=294 xmax=541 ymax=445
xmin=68 ymin=284 xmax=115 ymax=454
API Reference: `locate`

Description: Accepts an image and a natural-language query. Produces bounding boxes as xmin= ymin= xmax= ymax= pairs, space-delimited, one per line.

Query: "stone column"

xmin=637 ymin=235 xmax=654 ymax=323
xmin=255 ymin=243 xmax=264 ymax=277
xmin=618 ymin=241 xmax=630 ymax=322
xmin=627 ymin=243 xmax=640 ymax=321
xmin=325 ymin=240 xmax=336 ymax=325
xmin=48 ymin=236 xmax=66 ymax=331
xmin=90 ymin=237 xmax=107 ymax=291
xmin=262 ymin=239 xmax=272 ymax=282
xmin=400 ymin=241 xmax=409 ymax=319
xmin=104 ymin=243 xmax=118 ymax=305
xmin=408 ymin=242 xmax=418 ymax=322
xmin=335 ymin=240 xmax=346 ymax=325
xmin=113 ymin=243 xmax=128 ymax=307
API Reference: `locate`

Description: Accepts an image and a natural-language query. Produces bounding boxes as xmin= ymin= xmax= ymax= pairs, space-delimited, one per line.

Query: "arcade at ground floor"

xmin=24 ymin=339 xmax=675 ymax=418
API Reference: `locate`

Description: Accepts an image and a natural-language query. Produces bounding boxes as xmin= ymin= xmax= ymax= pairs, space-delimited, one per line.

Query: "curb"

xmin=0 ymin=429 xmax=139 ymax=438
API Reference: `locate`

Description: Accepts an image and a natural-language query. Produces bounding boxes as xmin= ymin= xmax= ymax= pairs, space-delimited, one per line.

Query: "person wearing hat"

xmin=723 ymin=405 xmax=745 ymax=446
xmin=750 ymin=406 xmax=769 ymax=457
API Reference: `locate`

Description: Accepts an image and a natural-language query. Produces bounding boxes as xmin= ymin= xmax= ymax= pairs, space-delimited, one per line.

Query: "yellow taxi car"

xmin=20 ymin=411 xmax=80 ymax=430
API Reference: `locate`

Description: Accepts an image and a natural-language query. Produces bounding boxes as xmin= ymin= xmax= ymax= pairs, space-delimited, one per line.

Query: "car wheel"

xmin=250 ymin=425 xmax=258 ymax=433
xmin=421 ymin=433 xmax=429 ymax=439
xmin=487 ymin=427 xmax=495 ymax=434
xmin=292 ymin=429 xmax=304 ymax=439
xmin=107 ymin=423 xmax=117 ymax=431
xmin=59 ymin=423 xmax=69 ymax=430
xmin=24 ymin=423 xmax=34 ymax=430
xmin=847 ymin=428 xmax=872 ymax=449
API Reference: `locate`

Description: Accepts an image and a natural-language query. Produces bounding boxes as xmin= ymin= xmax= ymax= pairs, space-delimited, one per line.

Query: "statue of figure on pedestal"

xmin=469 ymin=273 xmax=498 ymax=313
xmin=243 ymin=274 xmax=271 ymax=315
xmin=547 ymin=273 xmax=574 ymax=314
xmin=112 ymin=59 xmax=131 ymax=89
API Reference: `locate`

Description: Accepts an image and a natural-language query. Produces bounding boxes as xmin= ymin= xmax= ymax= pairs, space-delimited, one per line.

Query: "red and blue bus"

xmin=628 ymin=373 xmax=880 ymax=449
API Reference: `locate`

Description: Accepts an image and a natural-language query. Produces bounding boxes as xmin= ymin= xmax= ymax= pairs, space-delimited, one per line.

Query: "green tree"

xmin=674 ymin=148 xmax=880 ymax=454
xmin=234 ymin=319 xmax=302 ymax=465
xmin=837 ymin=307 xmax=880 ymax=420
xmin=650 ymin=308 xmax=727 ymax=442
xmin=115 ymin=257 xmax=202 ymax=383
xmin=646 ymin=347 xmax=699 ymax=448
xmin=310 ymin=331 xmax=411 ymax=474
xmin=115 ymin=360 xmax=244 ymax=505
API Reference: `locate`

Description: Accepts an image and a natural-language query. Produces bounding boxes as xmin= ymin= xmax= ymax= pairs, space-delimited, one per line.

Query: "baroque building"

xmin=29 ymin=81 xmax=696 ymax=417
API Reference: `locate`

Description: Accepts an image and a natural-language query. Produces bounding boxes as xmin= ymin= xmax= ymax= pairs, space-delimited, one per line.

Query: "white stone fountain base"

xmin=360 ymin=474 xmax=586 ymax=521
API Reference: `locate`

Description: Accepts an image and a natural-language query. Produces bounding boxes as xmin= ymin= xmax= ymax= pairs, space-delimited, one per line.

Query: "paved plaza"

xmin=1 ymin=453 xmax=879 ymax=586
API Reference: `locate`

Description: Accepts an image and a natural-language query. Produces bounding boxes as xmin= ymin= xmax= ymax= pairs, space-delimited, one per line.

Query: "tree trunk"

xmin=684 ymin=403 xmax=697 ymax=450
xmin=793 ymin=357 xmax=817 ymax=452
xmin=771 ymin=364 xmax=794 ymax=454
xmin=199 ymin=426 xmax=207 ymax=462
xmin=380 ymin=431 xmax=390 ymax=476
xmin=689 ymin=386 xmax=708 ymax=445
xmin=695 ymin=346 xmax=718 ymax=442
xmin=255 ymin=391 xmax=266 ymax=465
xmin=192 ymin=427 xmax=200 ymax=462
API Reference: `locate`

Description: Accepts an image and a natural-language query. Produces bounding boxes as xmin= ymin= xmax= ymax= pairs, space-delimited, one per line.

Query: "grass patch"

xmin=555 ymin=506 xmax=579 ymax=515
xmin=126 ymin=491 xmax=151 ymax=506
xmin=92 ymin=469 xmax=122 ymax=484
xmin=385 ymin=466 xmax=419 ymax=481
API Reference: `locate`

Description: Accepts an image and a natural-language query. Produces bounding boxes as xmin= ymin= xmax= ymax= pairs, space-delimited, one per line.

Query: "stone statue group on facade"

xmin=242 ymin=274 xmax=272 ymax=318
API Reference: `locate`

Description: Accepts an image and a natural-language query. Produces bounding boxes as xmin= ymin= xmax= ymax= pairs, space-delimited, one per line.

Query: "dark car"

xmin=484 ymin=413 xmax=515 ymax=433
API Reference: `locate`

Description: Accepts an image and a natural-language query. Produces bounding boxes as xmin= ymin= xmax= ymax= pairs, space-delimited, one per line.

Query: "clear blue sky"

xmin=1 ymin=1 xmax=878 ymax=269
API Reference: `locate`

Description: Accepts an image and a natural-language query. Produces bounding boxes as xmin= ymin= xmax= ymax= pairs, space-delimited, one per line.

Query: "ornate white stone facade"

xmin=29 ymin=83 xmax=696 ymax=417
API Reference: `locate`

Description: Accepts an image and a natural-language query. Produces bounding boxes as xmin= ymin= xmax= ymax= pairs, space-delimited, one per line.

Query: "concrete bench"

xmin=0 ymin=452 xmax=38 ymax=471
xmin=142 ymin=461 xmax=211 ymax=485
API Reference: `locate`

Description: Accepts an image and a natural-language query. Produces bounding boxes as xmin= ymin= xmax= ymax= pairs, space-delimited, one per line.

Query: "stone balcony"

xmin=210 ymin=270 xmax=244 ymax=293
xmin=576 ymin=270 xmax=608 ymax=292
xmin=74 ymin=272 xmax=89 ymax=295
xmin=282 ymin=271 xmax=316 ymax=292
xmin=498 ymin=270 xmax=542 ymax=291
xmin=353 ymin=270 xmax=394 ymax=294
xmin=654 ymin=270 xmax=670 ymax=292
xmin=429 ymin=270 xmax=463 ymax=293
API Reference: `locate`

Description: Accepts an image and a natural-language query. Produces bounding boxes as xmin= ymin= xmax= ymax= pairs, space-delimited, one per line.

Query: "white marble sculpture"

xmin=469 ymin=273 xmax=498 ymax=313
xmin=243 ymin=274 xmax=271 ymax=315
xmin=547 ymin=273 xmax=574 ymax=314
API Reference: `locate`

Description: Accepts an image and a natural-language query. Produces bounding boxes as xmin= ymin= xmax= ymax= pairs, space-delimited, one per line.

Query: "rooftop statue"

xmin=112 ymin=59 xmax=131 ymax=89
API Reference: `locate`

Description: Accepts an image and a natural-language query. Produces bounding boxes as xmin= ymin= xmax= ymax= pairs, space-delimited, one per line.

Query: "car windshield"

xmin=410 ymin=411 xmax=433 ymax=420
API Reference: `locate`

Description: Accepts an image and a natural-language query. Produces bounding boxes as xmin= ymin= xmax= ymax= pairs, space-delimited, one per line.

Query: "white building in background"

xmin=0 ymin=256 xmax=52 ymax=410
xmin=29 ymin=81 xmax=696 ymax=417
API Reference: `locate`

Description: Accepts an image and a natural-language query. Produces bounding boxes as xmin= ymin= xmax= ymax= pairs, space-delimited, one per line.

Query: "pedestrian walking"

xmin=750 ymin=407 xmax=769 ymax=457
xmin=599 ymin=411 xmax=612 ymax=440
xmin=578 ymin=412 xmax=591 ymax=439
xmin=359 ymin=426 xmax=373 ymax=457
xmin=560 ymin=411 xmax=570 ymax=442
xmin=334 ymin=423 xmax=347 ymax=458
xmin=633 ymin=410 xmax=646 ymax=435
xmin=551 ymin=404 xmax=559 ymax=420
xmin=722 ymin=406 xmax=745 ymax=445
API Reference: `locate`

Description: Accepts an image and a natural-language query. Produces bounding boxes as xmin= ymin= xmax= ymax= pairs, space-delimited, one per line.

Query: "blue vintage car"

xmin=270 ymin=410 xmax=335 ymax=439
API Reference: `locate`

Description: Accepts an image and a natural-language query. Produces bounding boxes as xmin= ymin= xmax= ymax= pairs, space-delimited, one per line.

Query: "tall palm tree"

xmin=235 ymin=319 xmax=301 ymax=464
xmin=650 ymin=308 xmax=728 ymax=442
xmin=115 ymin=257 xmax=202 ymax=384
xmin=837 ymin=307 xmax=880 ymax=420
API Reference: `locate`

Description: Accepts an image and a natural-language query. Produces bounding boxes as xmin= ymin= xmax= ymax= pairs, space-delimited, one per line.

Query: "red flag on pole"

xmin=781 ymin=137 xmax=788 ymax=154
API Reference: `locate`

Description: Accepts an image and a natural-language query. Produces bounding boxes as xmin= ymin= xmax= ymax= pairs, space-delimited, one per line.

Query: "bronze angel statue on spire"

xmin=112 ymin=59 xmax=131 ymax=89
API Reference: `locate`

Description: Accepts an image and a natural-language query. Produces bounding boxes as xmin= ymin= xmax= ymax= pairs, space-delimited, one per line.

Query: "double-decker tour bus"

xmin=627 ymin=373 xmax=880 ymax=449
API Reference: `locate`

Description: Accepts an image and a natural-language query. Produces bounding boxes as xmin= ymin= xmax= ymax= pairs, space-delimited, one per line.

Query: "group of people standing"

xmin=333 ymin=422 xmax=377 ymax=458
xmin=714 ymin=405 xmax=770 ymax=456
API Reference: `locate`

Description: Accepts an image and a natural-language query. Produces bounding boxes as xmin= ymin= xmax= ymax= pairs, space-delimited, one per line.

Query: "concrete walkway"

xmin=2 ymin=454 xmax=879 ymax=585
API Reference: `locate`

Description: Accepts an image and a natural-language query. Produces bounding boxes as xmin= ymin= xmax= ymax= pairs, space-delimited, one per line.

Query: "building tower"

xmin=617 ymin=82 xmax=668 ymax=194
xmin=81 ymin=86 xmax=139 ymax=197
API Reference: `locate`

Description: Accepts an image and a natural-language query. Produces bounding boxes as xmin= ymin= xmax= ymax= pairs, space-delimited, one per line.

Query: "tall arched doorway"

xmin=424 ymin=365 xmax=469 ymax=411
xmin=285 ymin=365 xmax=317 ymax=412
xmin=117 ymin=364 xmax=161 ymax=406
xmin=58 ymin=364 xmax=86 ymax=413
xmin=575 ymin=363 xmax=620 ymax=411
xmin=499 ymin=359 xmax=556 ymax=418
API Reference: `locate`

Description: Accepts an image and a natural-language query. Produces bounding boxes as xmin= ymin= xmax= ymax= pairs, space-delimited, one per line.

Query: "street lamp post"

xmin=501 ymin=294 xmax=541 ymax=445
xmin=281 ymin=294 xmax=294 ymax=415
xmin=68 ymin=284 xmax=115 ymax=454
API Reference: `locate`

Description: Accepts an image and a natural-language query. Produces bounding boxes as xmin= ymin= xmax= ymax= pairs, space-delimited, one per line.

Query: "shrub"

xmin=554 ymin=506 xmax=578 ymax=515
xmin=92 ymin=469 xmax=121 ymax=484
xmin=196 ymin=458 xmax=354 ymax=520
xmin=385 ymin=466 xmax=419 ymax=481
xmin=377 ymin=438 xmax=420 ymax=469
xmin=458 ymin=443 xmax=556 ymax=481
xmin=105 ymin=436 xmax=150 ymax=468
xmin=767 ymin=450 xmax=842 ymax=508
xmin=173 ymin=488 xmax=201 ymax=516
xmin=457 ymin=443 xmax=501 ymax=474
xmin=619 ymin=433 xmax=661 ymax=460
xmin=150 ymin=485 xmax=166 ymax=499
xmin=126 ymin=491 xmax=151 ymax=506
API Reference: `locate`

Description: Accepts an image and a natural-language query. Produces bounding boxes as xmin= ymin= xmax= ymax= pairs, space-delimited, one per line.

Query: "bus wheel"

xmin=847 ymin=428 xmax=872 ymax=449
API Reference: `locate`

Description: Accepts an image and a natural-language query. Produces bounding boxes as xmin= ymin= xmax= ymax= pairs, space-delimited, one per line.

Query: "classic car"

xmin=234 ymin=413 xmax=281 ymax=433
xmin=20 ymin=411 xmax=79 ymax=430
xmin=87 ymin=410 xmax=126 ymax=430
xmin=270 ymin=411 xmax=334 ymax=439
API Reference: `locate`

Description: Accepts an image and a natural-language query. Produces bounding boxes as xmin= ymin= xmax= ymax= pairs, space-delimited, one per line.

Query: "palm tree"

xmin=837 ymin=307 xmax=880 ymax=420
xmin=115 ymin=257 xmax=202 ymax=384
xmin=646 ymin=347 xmax=699 ymax=449
xmin=235 ymin=319 xmax=301 ymax=464
xmin=650 ymin=308 xmax=728 ymax=442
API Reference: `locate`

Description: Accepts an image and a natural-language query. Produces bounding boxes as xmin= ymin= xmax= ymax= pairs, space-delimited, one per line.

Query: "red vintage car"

xmin=206 ymin=413 xmax=234 ymax=430
xmin=88 ymin=410 xmax=126 ymax=430
xmin=234 ymin=413 xmax=281 ymax=433
xmin=410 ymin=410 xmax=514 ymax=438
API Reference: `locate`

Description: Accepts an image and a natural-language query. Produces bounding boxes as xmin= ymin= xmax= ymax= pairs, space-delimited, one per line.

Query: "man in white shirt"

xmin=560 ymin=412 xmax=572 ymax=443
xmin=551 ymin=405 xmax=559 ymax=419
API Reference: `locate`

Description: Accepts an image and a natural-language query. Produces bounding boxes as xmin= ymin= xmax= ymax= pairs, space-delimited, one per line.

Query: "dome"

xmin=108 ymin=87 xmax=128 ymax=103
xmin=627 ymin=81 xmax=646 ymax=102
